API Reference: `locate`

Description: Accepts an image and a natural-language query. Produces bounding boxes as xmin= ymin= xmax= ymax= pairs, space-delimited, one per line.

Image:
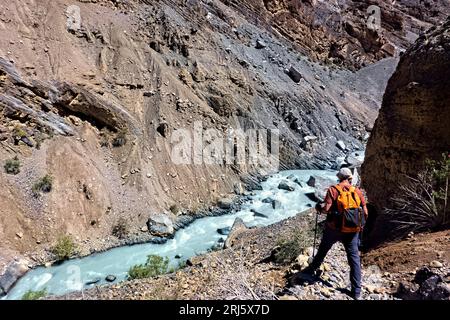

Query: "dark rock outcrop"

xmin=0 ymin=259 xmax=29 ymax=295
xmin=362 ymin=19 xmax=450 ymax=246
xmin=396 ymin=266 xmax=450 ymax=300
xmin=225 ymin=0 xmax=450 ymax=69
xmin=278 ymin=181 xmax=295 ymax=191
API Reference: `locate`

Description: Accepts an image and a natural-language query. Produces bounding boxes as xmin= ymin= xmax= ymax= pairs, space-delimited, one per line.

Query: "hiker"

xmin=303 ymin=167 xmax=369 ymax=300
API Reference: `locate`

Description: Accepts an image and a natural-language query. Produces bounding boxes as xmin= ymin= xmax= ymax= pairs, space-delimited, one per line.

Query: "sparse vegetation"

xmin=213 ymin=246 xmax=277 ymax=300
xmin=21 ymin=288 xmax=47 ymax=300
xmin=273 ymin=223 xmax=315 ymax=265
xmin=112 ymin=217 xmax=129 ymax=239
xmin=386 ymin=153 xmax=450 ymax=236
xmin=4 ymin=156 xmax=21 ymax=175
xmin=52 ymin=235 xmax=77 ymax=261
xmin=112 ymin=128 xmax=127 ymax=147
xmin=12 ymin=126 xmax=27 ymax=139
xmin=32 ymin=174 xmax=53 ymax=196
xmin=34 ymin=131 xmax=46 ymax=150
xmin=143 ymin=277 xmax=183 ymax=300
xmin=99 ymin=133 xmax=110 ymax=148
xmin=128 ymin=255 xmax=169 ymax=280
xmin=176 ymin=260 xmax=187 ymax=270
xmin=169 ymin=204 xmax=180 ymax=215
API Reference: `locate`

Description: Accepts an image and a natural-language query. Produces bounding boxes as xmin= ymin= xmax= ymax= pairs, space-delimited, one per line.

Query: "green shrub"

xmin=176 ymin=260 xmax=187 ymax=270
xmin=387 ymin=153 xmax=450 ymax=235
xmin=112 ymin=218 xmax=128 ymax=239
xmin=4 ymin=156 xmax=21 ymax=175
xmin=13 ymin=126 xmax=27 ymax=139
xmin=128 ymin=255 xmax=169 ymax=280
xmin=100 ymin=136 xmax=110 ymax=147
xmin=169 ymin=204 xmax=180 ymax=215
xmin=34 ymin=131 xmax=46 ymax=150
xmin=32 ymin=174 xmax=53 ymax=196
xmin=21 ymin=288 xmax=47 ymax=300
xmin=273 ymin=225 xmax=315 ymax=265
xmin=426 ymin=153 xmax=450 ymax=213
xmin=52 ymin=235 xmax=77 ymax=261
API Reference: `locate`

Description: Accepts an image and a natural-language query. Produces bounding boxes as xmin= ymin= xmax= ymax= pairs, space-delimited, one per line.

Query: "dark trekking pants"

xmin=309 ymin=225 xmax=362 ymax=296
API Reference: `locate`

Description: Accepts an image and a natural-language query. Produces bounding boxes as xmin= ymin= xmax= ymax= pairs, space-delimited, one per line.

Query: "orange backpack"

xmin=334 ymin=185 xmax=364 ymax=233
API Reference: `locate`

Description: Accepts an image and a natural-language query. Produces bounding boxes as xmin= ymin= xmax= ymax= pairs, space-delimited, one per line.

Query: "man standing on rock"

xmin=302 ymin=167 xmax=369 ymax=300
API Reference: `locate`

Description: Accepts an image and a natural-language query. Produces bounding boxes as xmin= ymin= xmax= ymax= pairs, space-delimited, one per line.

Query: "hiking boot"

xmin=351 ymin=292 xmax=362 ymax=300
xmin=301 ymin=266 xmax=316 ymax=275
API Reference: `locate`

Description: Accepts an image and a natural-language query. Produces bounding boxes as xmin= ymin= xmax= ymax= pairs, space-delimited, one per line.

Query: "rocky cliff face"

xmin=0 ymin=0 xmax=448 ymax=272
xmin=224 ymin=0 xmax=450 ymax=69
xmin=362 ymin=18 xmax=450 ymax=246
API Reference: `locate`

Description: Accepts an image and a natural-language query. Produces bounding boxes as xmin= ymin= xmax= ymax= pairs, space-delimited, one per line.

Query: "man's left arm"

xmin=357 ymin=189 xmax=369 ymax=219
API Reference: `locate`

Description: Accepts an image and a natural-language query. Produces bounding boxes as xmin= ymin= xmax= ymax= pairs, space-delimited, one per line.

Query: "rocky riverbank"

xmin=0 ymin=189 xmax=251 ymax=297
xmin=49 ymin=209 xmax=449 ymax=300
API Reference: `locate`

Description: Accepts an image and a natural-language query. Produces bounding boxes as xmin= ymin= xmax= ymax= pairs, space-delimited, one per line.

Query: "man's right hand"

xmin=315 ymin=202 xmax=324 ymax=213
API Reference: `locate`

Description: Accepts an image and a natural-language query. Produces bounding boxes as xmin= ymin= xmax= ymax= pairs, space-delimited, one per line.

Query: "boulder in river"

xmin=287 ymin=174 xmax=304 ymax=187
xmin=146 ymin=213 xmax=174 ymax=237
xmin=272 ymin=199 xmax=282 ymax=210
xmin=278 ymin=181 xmax=295 ymax=191
xmin=217 ymin=227 xmax=231 ymax=235
xmin=307 ymin=175 xmax=337 ymax=201
xmin=105 ymin=275 xmax=116 ymax=282
xmin=85 ymin=277 xmax=101 ymax=285
xmin=0 ymin=258 xmax=30 ymax=294
xmin=217 ymin=197 xmax=234 ymax=209
xmin=251 ymin=209 xmax=268 ymax=218
xmin=262 ymin=198 xmax=272 ymax=204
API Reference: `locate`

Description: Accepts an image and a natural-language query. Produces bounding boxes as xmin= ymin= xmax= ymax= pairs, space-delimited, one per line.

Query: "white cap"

xmin=337 ymin=167 xmax=353 ymax=181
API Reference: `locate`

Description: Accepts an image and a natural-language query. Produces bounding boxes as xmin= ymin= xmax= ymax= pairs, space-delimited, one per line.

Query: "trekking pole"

xmin=312 ymin=209 xmax=319 ymax=259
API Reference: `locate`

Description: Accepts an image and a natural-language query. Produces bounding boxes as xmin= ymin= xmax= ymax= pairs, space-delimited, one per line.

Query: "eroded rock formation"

xmin=0 ymin=0 xmax=448 ymax=277
xmin=362 ymin=18 xmax=450 ymax=246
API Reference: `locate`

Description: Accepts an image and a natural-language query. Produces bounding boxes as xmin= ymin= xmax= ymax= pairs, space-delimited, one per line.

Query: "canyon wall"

xmin=0 ymin=0 xmax=448 ymax=270
xmin=362 ymin=18 xmax=450 ymax=246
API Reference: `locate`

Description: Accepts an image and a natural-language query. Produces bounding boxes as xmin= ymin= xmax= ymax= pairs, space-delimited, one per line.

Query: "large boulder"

xmin=307 ymin=175 xmax=337 ymax=201
xmin=224 ymin=218 xmax=247 ymax=249
xmin=278 ymin=181 xmax=295 ymax=191
xmin=251 ymin=209 xmax=268 ymax=218
xmin=146 ymin=214 xmax=174 ymax=237
xmin=287 ymin=66 xmax=302 ymax=83
xmin=345 ymin=151 xmax=365 ymax=168
xmin=217 ymin=197 xmax=234 ymax=210
xmin=272 ymin=199 xmax=282 ymax=210
xmin=362 ymin=19 xmax=450 ymax=247
xmin=396 ymin=266 xmax=450 ymax=300
xmin=217 ymin=227 xmax=231 ymax=235
xmin=0 ymin=258 xmax=30 ymax=294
